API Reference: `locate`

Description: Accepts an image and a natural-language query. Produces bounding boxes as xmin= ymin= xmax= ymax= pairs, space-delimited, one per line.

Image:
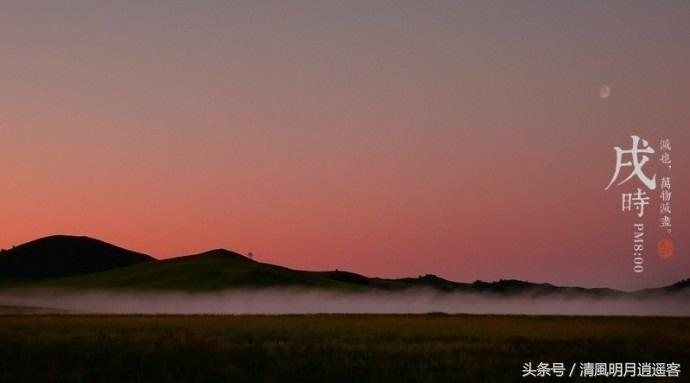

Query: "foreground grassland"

xmin=0 ymin=315 xmax=687 ymax=382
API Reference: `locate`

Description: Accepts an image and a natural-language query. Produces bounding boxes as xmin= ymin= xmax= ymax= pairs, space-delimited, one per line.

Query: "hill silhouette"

xmin=0 ymin=235 xmax=687 ymax=297
xmin=0 ymin=235 xmax=154 ymax=278
xmin=41 ymin=248 xmax=358 ymax=291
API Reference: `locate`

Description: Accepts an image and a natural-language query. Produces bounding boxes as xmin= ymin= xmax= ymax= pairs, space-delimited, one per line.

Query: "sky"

xmin=1 ymin=1 xmax=688 ymax=290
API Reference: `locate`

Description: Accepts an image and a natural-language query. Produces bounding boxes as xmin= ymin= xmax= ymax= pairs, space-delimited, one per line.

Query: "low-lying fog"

xmin=0 ymin=289 xmax=687 ymax=316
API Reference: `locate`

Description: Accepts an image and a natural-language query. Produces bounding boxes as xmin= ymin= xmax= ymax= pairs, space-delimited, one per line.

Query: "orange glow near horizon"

xmin=1 ymin=2 xmax=689 ymax=290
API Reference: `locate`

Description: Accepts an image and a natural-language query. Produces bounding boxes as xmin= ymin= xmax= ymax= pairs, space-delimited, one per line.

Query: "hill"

xmin=0 ymin=235 xmax=154 ymax=278
xmin=0 ymin=235 xmax=687 ymax=297
xmin=36 ymin=248 xmax=359 ymax=291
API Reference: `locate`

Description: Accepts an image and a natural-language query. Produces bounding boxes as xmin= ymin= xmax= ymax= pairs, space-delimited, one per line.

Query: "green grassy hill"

xmin=0 ymin=236 xmax=439 ymax=292
xmin=1 ymin=235 xmax=687 ymax=296
xmin=28 ymin=249 xmax=361 ymax=292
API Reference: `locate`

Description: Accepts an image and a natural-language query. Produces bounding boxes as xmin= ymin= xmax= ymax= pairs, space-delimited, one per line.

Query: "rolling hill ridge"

xmin=0 ymin=235 xmax=686 ymax=296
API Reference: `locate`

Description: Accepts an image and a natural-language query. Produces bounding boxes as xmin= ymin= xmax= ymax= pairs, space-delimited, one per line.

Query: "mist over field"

xmin=1 ymin=288 xmax=688 ymax=316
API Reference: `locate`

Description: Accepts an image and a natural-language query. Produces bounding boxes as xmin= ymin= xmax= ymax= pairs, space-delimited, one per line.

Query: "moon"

xmin=599 ymin=84 xmax=611 ymax=99
xmin=657 ymin=238 xmax=674 ymax=260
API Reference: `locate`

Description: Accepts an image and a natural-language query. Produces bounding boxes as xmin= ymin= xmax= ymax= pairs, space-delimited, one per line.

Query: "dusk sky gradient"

xmin=1 ymin=1 xmax=688 ymax=290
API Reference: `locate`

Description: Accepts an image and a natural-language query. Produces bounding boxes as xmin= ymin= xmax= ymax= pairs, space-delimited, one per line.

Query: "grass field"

xmin=0 ymin=314 xmax=687 ymax=382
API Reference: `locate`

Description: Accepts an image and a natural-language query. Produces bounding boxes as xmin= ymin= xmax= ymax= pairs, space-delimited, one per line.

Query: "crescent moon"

xmin=599 ymin=85 xmax=611 ymax=99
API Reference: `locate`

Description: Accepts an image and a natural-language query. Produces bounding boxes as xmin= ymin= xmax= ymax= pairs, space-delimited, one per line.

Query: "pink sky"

xmin=1 ymin=1 xmax=688 ymax=290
